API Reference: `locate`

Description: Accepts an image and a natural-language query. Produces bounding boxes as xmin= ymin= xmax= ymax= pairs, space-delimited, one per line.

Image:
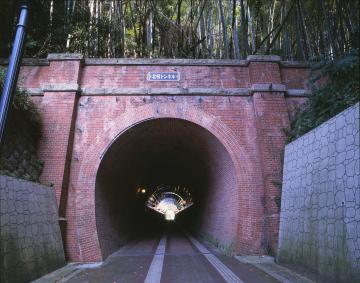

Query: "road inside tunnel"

xmin=67 ymin=225 xmax=280 ymax=283
xmin=95 ymin=118 xmax=239 ymax=260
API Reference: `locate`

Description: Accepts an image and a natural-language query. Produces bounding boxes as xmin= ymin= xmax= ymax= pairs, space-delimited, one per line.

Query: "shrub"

xmin=0 ymin=67 xmax=43 ymax=181
xmin=286 ymin=48 xmax=359 ymax=142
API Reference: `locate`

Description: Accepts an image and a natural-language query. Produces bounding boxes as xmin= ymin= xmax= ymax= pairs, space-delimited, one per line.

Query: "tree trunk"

xmin=239 ymin=0 xmax=248 ymax=58
xmin=207 ymin=2 xmax=213 ymax=58
xmin=200 ymin=6 xmax=207 ymax=58
xmin=65 ymin=0 xmax=77 ymax=50
xmin=218 ymin=0 xmax=229 ymax=58
xmin=248 ymin=4 xmax=256 ymax=54
xmin=146 ymin=10 xmax=153 ymax=57
xmin=267 ymin=0 xmax=276 ymax=51
xmin=281 ymin=0 xmax=292 ymax=60
xmin=320 ymin=0 xmax=337 ymax=58
xmin=233 ymin=0 xmax=240 ymax=59
xmin=298 ymin=0 xmax=312 ymax=59
xmin=295 ymin=2 xmax=306 ymax=60
xmin=177 ymin=0 xmax=183 ymax=56
xmin=265 ymin=2 xmax=294 ymax=56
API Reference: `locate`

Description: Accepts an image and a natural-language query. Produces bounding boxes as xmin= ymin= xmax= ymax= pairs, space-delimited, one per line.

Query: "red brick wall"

xmin=37 ymin=91 xmax=77 ymax=206
xmin=8 ymin=55 xmax=309 ymax=261
xmin=249 ymin=62 xmax=281 ymax=84
xmin=81 ymin=65 xmax=250 ymax=88
xmin=253 ymin=92 xmax=290 ymax=254
xmin=281 ymin=67 xmax=310 ymax=89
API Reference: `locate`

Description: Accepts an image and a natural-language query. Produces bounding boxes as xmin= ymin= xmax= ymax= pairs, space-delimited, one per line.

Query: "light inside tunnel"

xmin=95 ymin=118 xmax=238 ymax=259
xmin=145 ymin=185 xmax=193 ymax=221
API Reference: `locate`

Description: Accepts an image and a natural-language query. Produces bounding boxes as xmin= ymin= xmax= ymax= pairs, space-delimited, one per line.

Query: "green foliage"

xmin=0 ymin=67 xmax=43 ymax=181
xmin=199 ymin=232 xmax=236 ymax=256
xmin=0 ymin=68 xmax=41 ymax=138
xmin=1 ymin=1 xmax=359 ymax=60
xmin=286 ymin=48 xmax=360 ymax=142
xmin=272 ymin=180 xmax=283 ymax=209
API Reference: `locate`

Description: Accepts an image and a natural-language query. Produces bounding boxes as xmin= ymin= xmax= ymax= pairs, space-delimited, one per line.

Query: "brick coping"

xmin=0 ymin=54 xmax=309 ymax=67
xmin=20 ymin=86 xmax=310 ymax=97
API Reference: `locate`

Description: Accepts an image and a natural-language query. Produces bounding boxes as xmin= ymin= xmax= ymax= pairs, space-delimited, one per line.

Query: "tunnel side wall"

xmin=4 ymin=55 xmax=310 ymax=261
xmin=197 ymin=139 xmax=239 ymax=253
xmin=95 ymin=173 xmax=131 ymax=259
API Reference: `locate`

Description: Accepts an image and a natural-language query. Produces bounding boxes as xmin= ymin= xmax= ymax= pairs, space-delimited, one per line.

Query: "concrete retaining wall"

xmin=0 ymin=175 xmax=65 ymax=283
xmin=278 ymin=103 xmax=360 ymax=282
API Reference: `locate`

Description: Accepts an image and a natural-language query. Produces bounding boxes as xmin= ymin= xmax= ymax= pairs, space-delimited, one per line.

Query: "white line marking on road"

xmin=144 ymin=235 xmax=167 ymax=283
xmin=187 ymin=235 xmax=244 ymax=283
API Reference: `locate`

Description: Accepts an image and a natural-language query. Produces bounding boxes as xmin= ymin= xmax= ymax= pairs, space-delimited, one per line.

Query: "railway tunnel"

xmin=95 ymin=118 xmax=239 ymax=259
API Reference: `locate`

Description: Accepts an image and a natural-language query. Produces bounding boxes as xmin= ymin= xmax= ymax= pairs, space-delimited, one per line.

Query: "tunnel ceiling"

xmin=97 ymin=119 xmax=224 ymax=196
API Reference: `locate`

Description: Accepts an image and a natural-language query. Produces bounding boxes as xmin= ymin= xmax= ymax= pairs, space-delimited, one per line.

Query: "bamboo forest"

xmin=1 ymin=0 xmax=359 ymax=60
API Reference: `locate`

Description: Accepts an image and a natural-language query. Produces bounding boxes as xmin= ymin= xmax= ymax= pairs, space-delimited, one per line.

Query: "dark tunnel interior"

xmin=95 ymin=118 xmax=238 ymax=259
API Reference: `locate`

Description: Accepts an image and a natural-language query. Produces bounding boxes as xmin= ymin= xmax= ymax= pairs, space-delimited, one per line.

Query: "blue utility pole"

xmin=0 ymin=4 xmax=30 ymax=145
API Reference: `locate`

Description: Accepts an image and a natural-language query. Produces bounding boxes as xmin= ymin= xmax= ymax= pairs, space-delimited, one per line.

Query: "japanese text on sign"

xmin=147 ymin=72 xmax=180 ymax=81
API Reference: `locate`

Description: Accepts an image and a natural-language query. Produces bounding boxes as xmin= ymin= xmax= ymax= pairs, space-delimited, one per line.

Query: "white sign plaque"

xmin=147 ymin=72 xmax=180 ymax=81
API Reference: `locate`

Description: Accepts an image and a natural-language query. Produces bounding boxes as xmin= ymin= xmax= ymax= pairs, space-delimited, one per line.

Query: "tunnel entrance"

xmin=95 ymin=118 xmax=238 ymax=259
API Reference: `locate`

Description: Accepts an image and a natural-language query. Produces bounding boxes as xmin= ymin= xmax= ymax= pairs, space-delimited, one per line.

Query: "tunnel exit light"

xmin=165 ymin=210 xmax=176 ymax=221
xmin=146 ymin=185 xmax=193 ymax=221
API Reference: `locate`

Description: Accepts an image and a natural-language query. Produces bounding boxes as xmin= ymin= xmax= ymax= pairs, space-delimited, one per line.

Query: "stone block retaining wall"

xmin=0 ymin=175 xmax=65 ymax=283
xmin=278 ymin=103 xmax=360 ymax=282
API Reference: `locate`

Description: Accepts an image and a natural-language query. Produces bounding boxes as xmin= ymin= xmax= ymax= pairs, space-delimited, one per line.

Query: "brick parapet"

xmin=10 ymin=61 xmax=310 ymax=97
xmin=47 ymin=53 xmax=84 ymax=61
xmin=0 ymin=54 xmax=309 ymax=69
xmin=1 ymin=54 xmax=311 ymax=97
xmin=0 ymin=54 xmax=310 ymax=69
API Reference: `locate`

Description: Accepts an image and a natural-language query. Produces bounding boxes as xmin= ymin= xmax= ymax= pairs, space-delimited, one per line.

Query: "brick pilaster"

xmin=248 ymin=55 xmax=290 ymax=254
xmin=37 ymin=54 xmax=82 ymax=212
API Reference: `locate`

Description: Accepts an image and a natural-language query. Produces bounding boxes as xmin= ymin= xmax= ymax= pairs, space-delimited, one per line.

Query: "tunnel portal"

xmin=95 ymin=118 xmax=238 ymax=259
xmin=14 ymin=55 xmax=310 ymax=261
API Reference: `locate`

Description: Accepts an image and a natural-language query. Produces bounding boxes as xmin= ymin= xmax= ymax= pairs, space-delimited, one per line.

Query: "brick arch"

xmin=71 ymin=102 xmax=263 ymax=262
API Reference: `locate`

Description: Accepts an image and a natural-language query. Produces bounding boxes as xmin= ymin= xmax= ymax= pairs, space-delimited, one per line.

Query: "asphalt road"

xmin=67 ymin=227 xmax=279 ymax=283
